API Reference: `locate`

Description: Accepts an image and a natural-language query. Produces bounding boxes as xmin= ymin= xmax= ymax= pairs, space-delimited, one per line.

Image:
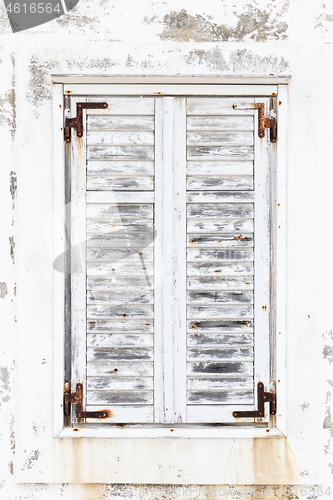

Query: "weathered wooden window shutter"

xmin=65 ymin=93 xmax=272 ymax=425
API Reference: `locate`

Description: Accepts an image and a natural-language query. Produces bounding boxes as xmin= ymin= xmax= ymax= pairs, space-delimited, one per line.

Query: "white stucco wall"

xmin=0 ymin=0 xmax=332 ymax=498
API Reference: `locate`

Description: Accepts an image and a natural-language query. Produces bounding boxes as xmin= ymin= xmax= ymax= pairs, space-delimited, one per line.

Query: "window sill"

xmin=55 ymin=426 xmax=286 ymax=439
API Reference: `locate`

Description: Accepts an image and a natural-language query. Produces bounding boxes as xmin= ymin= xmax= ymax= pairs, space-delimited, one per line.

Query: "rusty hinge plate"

xmin=232 ymin=382 xmax=276 ymax=418
xmin=233 ymin=102 xmax=277 ymax=143
xmin=64 ymin=382 xmax=112 ymax=419
xmin=64 ymin=102 xmax=108 ymax=142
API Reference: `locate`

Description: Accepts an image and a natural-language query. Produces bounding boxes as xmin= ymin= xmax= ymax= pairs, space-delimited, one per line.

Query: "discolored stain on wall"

xmin=155 ymin=4 xmax=288 ymax=42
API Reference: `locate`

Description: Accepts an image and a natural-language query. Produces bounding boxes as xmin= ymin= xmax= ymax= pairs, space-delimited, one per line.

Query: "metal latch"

xmin=233 ymin=102 xmax=277 ymax=143
xmin=64 ymin=382 xmax=111 ymax=419
xmin=232 ymin=382 xmax=276 ymax=418
xmin=64 ymin=102 xmax=108 ymax=142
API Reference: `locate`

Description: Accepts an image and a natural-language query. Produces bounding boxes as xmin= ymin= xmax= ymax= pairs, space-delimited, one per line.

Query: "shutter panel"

xmin=70 ymin=97 xmax=155 ymax=423
xmin=186 ymin=98 xmax=270 ymax=423
xmin=68 ymin=92 xmax=271 ymax=425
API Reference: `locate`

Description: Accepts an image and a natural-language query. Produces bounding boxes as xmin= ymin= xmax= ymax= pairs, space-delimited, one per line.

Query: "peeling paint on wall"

xmin=149 ymin=4 xmax=288 ymax=42
xmin=323 ymin=345 xmax=333 ymax=363
xmin=228 ymin=49 xmax=289 ymax=74
xmin=22 ymin=450 xmax=41 ymax=471
xmin=184 ymin=48 xmax=228 ymax=71
xmin=57 ymin=13 xmax=99 ymax=32
xmin=315 ymin=3 xmax=333 ymax=35
xmin=9 ymin=236 xmax=15 ymax=264
xmin=9 ymin=171 xmax=17 ymax=210
xmin=0 ymin=54 xmax=16 ymax=142
xmin=182 ymin=47 xmax=289 ymax=74
xmin=324 ymin=392 xmax=333 ymax=437
xmin=65 ymin=56 xmax=116 ymax=71
xmin=26 ymin=57 xmax=55 ymax=107
xmin=0 ymin=283 xmax=8 ymax=299
xmin=0 ymin=367 xmax=11 ymax=408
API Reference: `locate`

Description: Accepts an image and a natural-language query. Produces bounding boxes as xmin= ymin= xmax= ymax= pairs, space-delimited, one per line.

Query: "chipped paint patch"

xmin=32 ymin=421 xmax=46 ymax=436
xmin=22 ymin=450 xmax=41 ymax=471
xmin=323 ymin=345 xmax=333 ymax=363
xmin=9 ymin=236 xmax=15 ymax=264
xmin=0 ymin=367 xmax=11 ymax=407
xmin=155 ymin=4 xmax=288 ymax=42
xmin=184 ymin=48 xmax=227 ymax=71
xmin=0 ymin=282 xmax=8 ymax=299
xmin=324 ymin=392 xmax=333 ymax=437
xmin=10 ymin=416 xmax=15 ymax=452
xmin=300 ymin=402 xmax=310 ymax=411
xmin=0 ymin=366 xmax=10 ymax=390
xmin=8 ymin=461 xmax=14 ymax=475
xmin=10 ymin=171 xmax=17 ymax=208
xmin=315 ymin=3 xmax=333 ymax=35
xmin=56 ymin=12 xmax=99 ymax=33
xmin=65 ymin=56 xmax=117 ymax=71
xmin=26 ymin=57 xmax=55 ymax=107
xmin=229 ymin=49 xmax=289 ymax=74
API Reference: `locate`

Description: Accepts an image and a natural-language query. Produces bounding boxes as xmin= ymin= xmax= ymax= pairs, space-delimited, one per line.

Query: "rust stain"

xmin=191 ymin=321 xmax=199 ymax=328
xmin=278 ymin=203 xmax=280 ymax=207
xmin=59 ymin=104 xmax=62 ymax=109
xmin=262 ymin=305 xmax=267 ymax=311
xmin=279 ymin=101 xmax=282 ymax=106
xmin=73 ymin=428 xmax=80 ymax=432
xmin=65 ymin=90 xmax=72 ymax=94
xmin=154 ymin=92 xmax=162 ymax=95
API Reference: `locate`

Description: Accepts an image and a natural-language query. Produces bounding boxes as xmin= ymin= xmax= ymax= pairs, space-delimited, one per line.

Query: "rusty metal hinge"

xmin=233 ymin=102 xmax=277 ymax=143
xmin=64 ymin=382 xmax=111 ymax=419
xmin=232 ymin=382 xmax=276 ymax=418
xmin=64 ymin=102 xmax=108 ymax=142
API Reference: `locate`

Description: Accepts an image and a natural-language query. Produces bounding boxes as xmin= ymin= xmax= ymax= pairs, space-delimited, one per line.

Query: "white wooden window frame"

xmin=53 ymin=77 xmax=289 ymax=439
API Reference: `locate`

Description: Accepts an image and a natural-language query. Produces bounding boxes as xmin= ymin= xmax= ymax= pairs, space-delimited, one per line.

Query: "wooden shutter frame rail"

xmin=64 ymin=102 xmax=109 ymax=142
xmin=64 ymin=382 xmax=112 ymax=419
